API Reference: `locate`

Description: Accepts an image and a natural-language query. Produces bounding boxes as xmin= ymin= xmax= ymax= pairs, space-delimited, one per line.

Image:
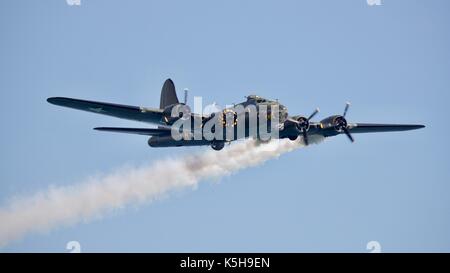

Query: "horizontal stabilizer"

xmin=47 ymin=97 xmax=163 ymax=124
xmin=94 ymin=127 xmax=171 ymax=136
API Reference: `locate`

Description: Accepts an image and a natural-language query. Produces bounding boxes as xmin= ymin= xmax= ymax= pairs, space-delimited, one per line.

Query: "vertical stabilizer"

xmin=159 ymin=79 xmax=179 ymax=109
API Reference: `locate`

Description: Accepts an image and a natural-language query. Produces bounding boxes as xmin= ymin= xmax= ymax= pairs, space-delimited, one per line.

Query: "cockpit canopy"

xmin=246 ymin=95 xmax=288 ymax=123
xmin=246 ymin=95 xmax=286 ymax=110
xmin=246 ymin=95 xmax=271 ymax=103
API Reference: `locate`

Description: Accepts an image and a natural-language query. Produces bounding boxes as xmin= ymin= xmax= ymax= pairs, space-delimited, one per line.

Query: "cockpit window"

xmin=247 ymin=95 xmax=275 ymax=104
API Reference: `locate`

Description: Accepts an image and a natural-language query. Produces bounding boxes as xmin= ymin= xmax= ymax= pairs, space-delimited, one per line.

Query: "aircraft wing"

xmin=94 ymin=127 xmax=171 ymax=136
xmin=348 ymin=123 xmax=425 ymax=134
xmin=47 ymin=97 xmax=164 ymax=124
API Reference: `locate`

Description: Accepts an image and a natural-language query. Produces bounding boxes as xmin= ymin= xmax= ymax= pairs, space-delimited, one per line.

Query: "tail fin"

xmin=159 ymin=79 xmax=179 ymax=109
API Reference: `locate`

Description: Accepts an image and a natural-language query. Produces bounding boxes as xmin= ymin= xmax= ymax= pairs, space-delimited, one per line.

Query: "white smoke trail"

xmin=0 ymin=136 xmax=323 ymax=247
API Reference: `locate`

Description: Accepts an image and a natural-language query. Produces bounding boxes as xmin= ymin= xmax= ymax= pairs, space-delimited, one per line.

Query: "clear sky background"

xmin=0 ymin=0 xmax=449 ymax=252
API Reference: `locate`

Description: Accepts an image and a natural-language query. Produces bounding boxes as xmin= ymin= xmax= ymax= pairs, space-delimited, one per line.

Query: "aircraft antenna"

xmin=184 ymin=88 xmax=189 ymax=105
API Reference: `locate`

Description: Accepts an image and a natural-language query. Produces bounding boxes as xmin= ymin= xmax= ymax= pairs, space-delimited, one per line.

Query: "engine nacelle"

xmin=320 ymin=115 xmax=347 ymax=132
xmin=295 ymin=116 xmax=310 ymax=132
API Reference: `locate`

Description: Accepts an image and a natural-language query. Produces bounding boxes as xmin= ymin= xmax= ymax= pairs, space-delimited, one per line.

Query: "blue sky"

xmin=0 ymin=0 xmax=449 ymax=252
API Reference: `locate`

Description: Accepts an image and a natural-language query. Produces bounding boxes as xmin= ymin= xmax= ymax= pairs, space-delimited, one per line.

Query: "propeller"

xmin=287 ymin=108 xmax=320 ymax=124
xmin=183 ymin=88 xmax=189 ymax=105
xmin=288 ymin=108 xmax=320 ymax=145
xmin=343 ymin=127 xmax=354 ymax=142
xmin=343 ymin=102 xmax=350 ymax=117
xmin=303 ymin=108 xmax=320 ymax=145
xmin=335 ymin=102 xmax=354 ymax=143
xmin=308 ymin=108 xmax=320 ymax=121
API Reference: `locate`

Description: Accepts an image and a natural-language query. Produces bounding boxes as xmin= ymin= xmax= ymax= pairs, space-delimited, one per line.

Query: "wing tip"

xmin=400 ymin=124 xmax=425 ymax=131
xmin=94 ymin=127 xmax=109 ymax=131
xmin=47 ymin=97 xmax=71 ymax=106
xmin=47 ymin=97 xmax=60 ymax=105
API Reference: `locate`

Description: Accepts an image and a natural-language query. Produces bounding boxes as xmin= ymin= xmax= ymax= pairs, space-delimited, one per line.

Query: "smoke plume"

xmin=0 ymin=136 xmax=323 ymax=247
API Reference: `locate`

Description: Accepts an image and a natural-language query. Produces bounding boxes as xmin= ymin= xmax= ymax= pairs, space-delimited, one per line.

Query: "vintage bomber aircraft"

xmin=47 ymin=79 xmax=424 ymax=151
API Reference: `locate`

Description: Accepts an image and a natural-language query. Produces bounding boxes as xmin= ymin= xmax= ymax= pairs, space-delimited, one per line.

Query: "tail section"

xmin=160 ymin=79 xmax=179 ymax=109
